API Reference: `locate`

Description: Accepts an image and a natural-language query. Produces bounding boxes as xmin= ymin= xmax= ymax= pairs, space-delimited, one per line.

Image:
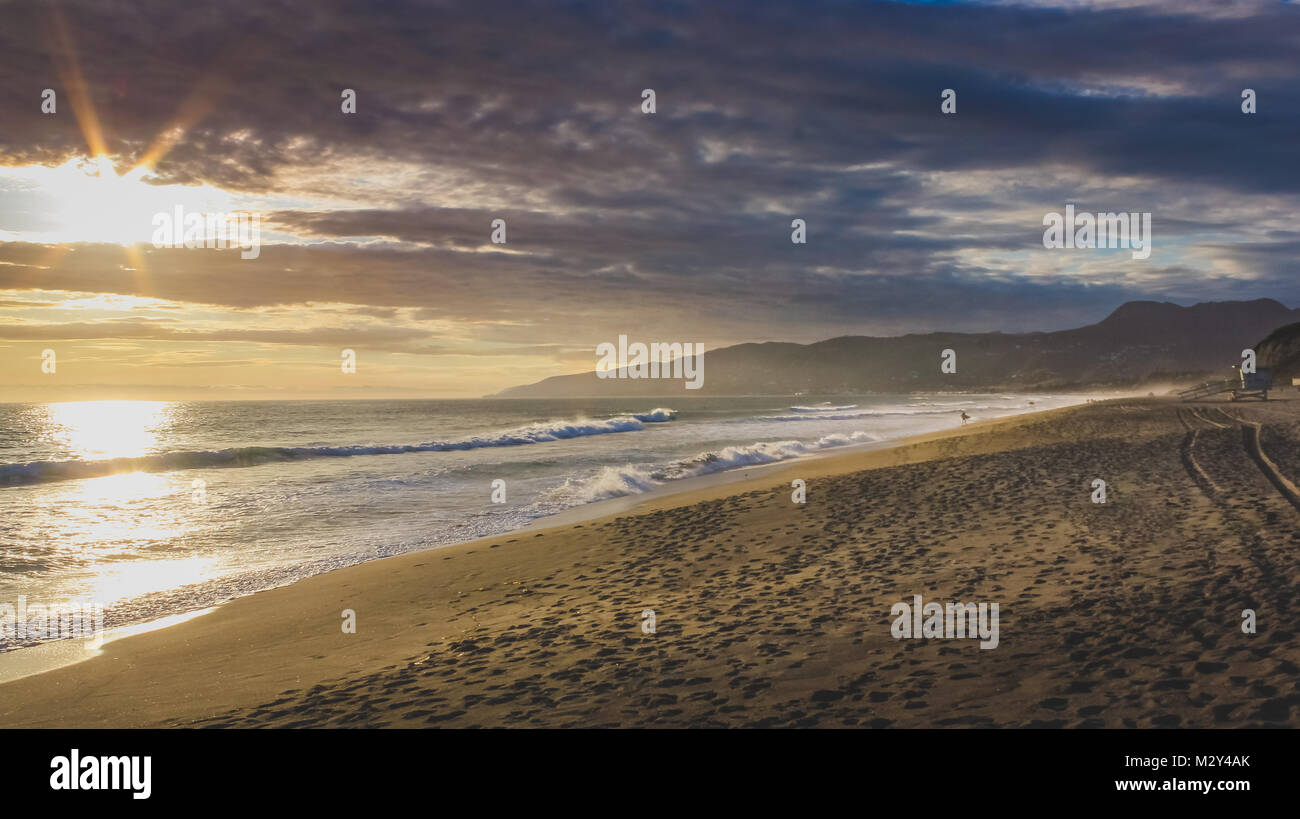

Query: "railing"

xmin=1178 ymin=379 xmax=1238 ymax=401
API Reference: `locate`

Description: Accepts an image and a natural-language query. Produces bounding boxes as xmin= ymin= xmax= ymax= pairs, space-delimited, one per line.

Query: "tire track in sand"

xmin=1181 ymin=406 xmax=1294 ymax=619
xmin=1240 ymin=420 xmax=1300 ymax=513
xmin=1176 ymin=408 xmax=1218 ymax=495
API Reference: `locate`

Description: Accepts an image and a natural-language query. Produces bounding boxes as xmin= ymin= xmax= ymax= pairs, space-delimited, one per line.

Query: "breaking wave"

xmin=0 ymin=409 xmax=678 ymax=487
xmin=555 ymin=430 xmax=881 ymax=503
xmin=789 ymin=403 xmax=858 ymax=412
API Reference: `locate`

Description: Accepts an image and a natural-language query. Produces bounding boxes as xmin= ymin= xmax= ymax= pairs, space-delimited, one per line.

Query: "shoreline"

xmin=523 ymin=398 xmax=1094 ymax=528
xmin=0 ymin=608 xmax=216 ymax=686
xmin=0 ymin=398 xmax=1093 ymax=684
xmin=0 ymin=397 xmax=1086 ymax=681
xmin=0 ymin=397 xmax=1141 ymax=728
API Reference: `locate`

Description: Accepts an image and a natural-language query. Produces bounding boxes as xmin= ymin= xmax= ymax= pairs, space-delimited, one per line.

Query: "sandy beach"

xmin=2 ymin=397 xmax=1298 ymax=729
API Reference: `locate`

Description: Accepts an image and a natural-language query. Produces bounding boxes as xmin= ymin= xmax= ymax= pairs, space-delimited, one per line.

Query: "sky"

xmin=1 ymin=0 xmax=1298 ymax=400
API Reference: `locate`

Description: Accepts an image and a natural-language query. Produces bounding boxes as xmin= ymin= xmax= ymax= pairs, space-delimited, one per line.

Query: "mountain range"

xmin=495 ymin=299 xmax=1300 ymax=397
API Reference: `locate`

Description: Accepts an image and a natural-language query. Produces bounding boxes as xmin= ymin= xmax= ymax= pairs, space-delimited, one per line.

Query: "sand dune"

xmin=2 ymin=397 xmax=1298 ymax=728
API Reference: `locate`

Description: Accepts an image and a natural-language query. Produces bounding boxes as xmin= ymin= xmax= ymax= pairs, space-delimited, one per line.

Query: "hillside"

xmin=1257 ymin=321 xmax=1300 ymax=383
xmin=496 ymin=299 xmax=1300 ymax=396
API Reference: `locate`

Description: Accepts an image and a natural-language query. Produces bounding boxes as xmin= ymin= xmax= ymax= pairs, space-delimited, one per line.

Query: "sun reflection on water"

xmin=44 ymin=400 xmax=173 ymax=461
xmin=86 ymin=555 xmax=221 ymax=605
xmin=48 ymin=471 xmax=191 ymax=551
xmin=15 ymin=401 xmax=215 ymax=605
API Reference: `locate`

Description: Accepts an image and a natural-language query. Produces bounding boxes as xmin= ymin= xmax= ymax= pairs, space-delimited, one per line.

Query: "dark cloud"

xmin=0 ymin=315 xmax=434 ymax=352
xmin=3 ymin=0 xmax=1296 ymax=186
xmin=1 ymin=0 xmax=1298 ymax=358
xmin=0 ymin=239 xmax=1155 ymax=343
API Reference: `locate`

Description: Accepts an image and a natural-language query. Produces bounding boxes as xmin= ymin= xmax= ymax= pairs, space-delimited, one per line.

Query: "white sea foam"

xmin=0 ymin=408 xmax=679 ymax=487
xmin=556 ymin=430 xmax=882 ymax=503
xmin=789 ymin=403 xmax=858 ymax=412
xmin=0 ymin=393 xmax=1094 ymax=653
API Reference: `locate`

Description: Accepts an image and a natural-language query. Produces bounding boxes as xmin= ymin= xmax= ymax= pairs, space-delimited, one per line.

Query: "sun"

xmin=0 ymin=157 xmax=239 ymax=246
xmin=50 ymin=157 xmax=160 ymax=245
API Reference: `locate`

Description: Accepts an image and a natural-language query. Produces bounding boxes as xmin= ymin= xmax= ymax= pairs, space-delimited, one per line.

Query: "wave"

xmin=556 ymin=430 xmax=881 ymax=503
xmin=0 ymin=409 xmax=677 ymax=488
xmin=763 ymin=409 xmax=891 ymax=422
xmin=761 ymin=403 xmax=1038 ymax=422
xmin=630 ymin=407 xmax=677 ymax=422
xmin=789 ymin=403 xmax=858 ymax=412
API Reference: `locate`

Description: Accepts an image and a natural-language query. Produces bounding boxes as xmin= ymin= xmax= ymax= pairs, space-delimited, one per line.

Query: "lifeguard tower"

xmin=1179 ymin=367 xmax=1273 ymax=402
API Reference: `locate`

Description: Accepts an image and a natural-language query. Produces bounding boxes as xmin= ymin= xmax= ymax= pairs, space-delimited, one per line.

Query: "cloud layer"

xmin=1 ymin=0 xmax=1298 ymax=395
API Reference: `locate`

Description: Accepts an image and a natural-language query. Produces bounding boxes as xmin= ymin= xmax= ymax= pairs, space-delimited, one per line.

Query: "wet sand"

xmin=2 ymin=397 xmax=1298 ymax=728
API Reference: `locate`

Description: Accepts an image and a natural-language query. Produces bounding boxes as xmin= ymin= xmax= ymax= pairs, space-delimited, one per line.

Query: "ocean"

xmin=0 ymin=393 xmax=1088 ymax=650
